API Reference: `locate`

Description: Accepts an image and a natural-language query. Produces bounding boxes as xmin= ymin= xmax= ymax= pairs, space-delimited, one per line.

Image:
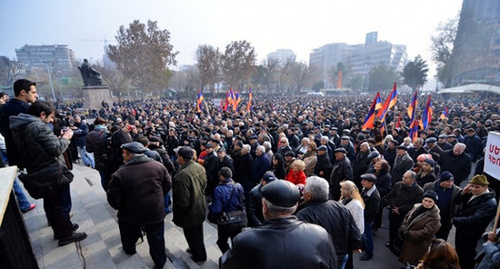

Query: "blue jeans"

xmin=164 ymin=190 xmax=171 ymax=214
xmin=77 ymin=146 xmax=95 ymax=168
xmin=13 ymin=178 xmax=32 ymax=211
xmin=362 ymin=222 xmax=374 ymax=256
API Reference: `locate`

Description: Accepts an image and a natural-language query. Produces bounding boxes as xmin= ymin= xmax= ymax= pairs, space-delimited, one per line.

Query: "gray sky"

xmin=1 ymin=0 xmax=461 ymax=75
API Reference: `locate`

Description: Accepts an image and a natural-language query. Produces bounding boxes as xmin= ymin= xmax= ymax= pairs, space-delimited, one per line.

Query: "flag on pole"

xmin=375 ymin=92 xmax=382 ymax=111
xmin=439 ymin=107 xmax=449 ymax=120
xmin=223 ymin=90 xmax=231 ymax=111
xmin=234 ymin=90 xmax=241 ymax=111
xmin=196 ymin=90 xmax=204 ymax=113
xmin=422 ymin=95 xmax=433 ymax=130
xmin=409 ymin=116 xmax=420 ymax=142
xmin=229 ymin=88 xmax=237 ymax=111
xmin=246 ymin=88 xmax=253 ymax=112
xmin=408 ymin=91 xmax=419 ymax=142
xmin=362 ymin=93 xmax=379 ymax=130
xmin=377 ymin=82 xmax=398 ymax=134
xmin=407 ymin=90 xmax=418 ymax=119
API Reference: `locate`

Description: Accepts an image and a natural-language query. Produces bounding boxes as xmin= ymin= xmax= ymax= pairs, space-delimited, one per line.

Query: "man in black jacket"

xmin=107 ymin=142 xmax=171 ymax=269
xmin=296 ymin=176 xmax=360 ymax=269
xmin=329 ymin=148 xmax=353 ymax=200
xmin=453 ymin=175 xmax=497 ymax=269
xmin=221 ymin=179 xmax=338 ymax=269
xmin=439 ymin=143 xmax=471 ymax=185
xmin=314 ymin=145 xmax=332 ymax=180
xmin=360 ymin=174 xmax=380 ymax=261
xmin=203 ymin=143 xmax=219 ymax=196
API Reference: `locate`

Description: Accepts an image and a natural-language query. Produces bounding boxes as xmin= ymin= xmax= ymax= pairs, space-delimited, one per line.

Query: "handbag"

xmin=209 ymin=184 xmax=247 ymax=227
xmin=18 ymin=159 xmax=74 ymax=199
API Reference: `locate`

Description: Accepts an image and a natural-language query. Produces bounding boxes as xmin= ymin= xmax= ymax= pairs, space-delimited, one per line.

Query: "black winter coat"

xmin=439 ymin=150 xmax=471 ymax=184
xmin=314 ymin=154 xmax=333 ymax=179
xmin=453 ymin=190 xmax=497 ymax=239
xmin=362 ymin=187 xmax=380 ymax=223
xmin=329 ymin=157 xmax=353 ymax=200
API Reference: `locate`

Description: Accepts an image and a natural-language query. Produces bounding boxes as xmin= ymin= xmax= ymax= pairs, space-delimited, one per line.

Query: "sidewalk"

xmin=22 ymin=163 xmax=221 ymax=269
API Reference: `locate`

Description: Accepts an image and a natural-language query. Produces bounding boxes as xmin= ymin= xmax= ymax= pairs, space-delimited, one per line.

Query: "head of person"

xmin=387 ymin=139 xmax=397 ymax=149
xmin=425 ymin=137 xmax=437 ymax=148
xmin=403 ymin=137 xmax=411 ymax=146
xmin=320 ymin=136 xmax=329 ymax=146
xmin=414 ymin=138 xmax=423 ymax=149
xmin=27 ymin=100 xmax=56 ymax=123
xmin=272 ymin=153 xmax=284 ymax=167
xmin=360 ymin=173 xmax=377 ymax=190
xmin=317 ymin=145 xmax=327 ymax=156
xmin=280 ymin=137 xmax=289 ymax=147
xmin=121 ymin=142 xmax=147 ymax=163
xmin=453 ymin=143 xmax=466 ymax=156
xmin=261 ymin=180 xmax=300 ymax=220
xmin=218 ymin=167 xmax=232 ymax=182
xmin=307 ymin=142 xmax=317 ymax=153
xmin=261 ymin=171 xmax=277 ymax=186
xmin=359 ymin=142 xmax=369 ymax=153
xmin=402 ymin=170 xmax=417 ymax=187
xmin=439 ymin=171 xmax=455 ymax=189
xmin=291 ymin=159 xmax=305 ymax=171
xmin=340 ymin=180 xmax=361 ymax=201
xmin=284 ymin=151 xmax=295 ymax=162
xmin=205 ymin=142 xmax=213 ymax=153
xmin=417 ymin=153 xmax=432 ymax=167
xmin=374 ymin=159 xmax=389 ymax=173
xmin=263 ymin=141 xmax=272 ymax=152
xmin=303 ymin=176 xmax=329 ymax=202
xmin=468 ymin=174 xmax=489 ymax=196
xmin=217 ymin=147 xmax=226 ymax=159
xmin=176 ymin=146 xmax=194 ymax=166
xmin=422 ymin=190 xmax=438 ymax=209
xmin=14 ymin=79 xmax=38 ymax=103
xmin=341 ymin=136 xmax=350 ymax=146
xmin=420 ymin=239 xmax=460 ymax=269
xmin=301 ymin=137 xmax=310 ymax=147
xmin=241 ymin=144 xmax=251 ymax=155
xmin=396 ymin=145 xmax=408 ymax=156
xmin=334 ymin=148 xmax=347 ymax=160
xmin=438 ymin=134 xmax=448 ymax=143
xmin=421 ymin=158 xmax=435 ymax=172
xmin=256 ymin=145 xmax=265 ymax=157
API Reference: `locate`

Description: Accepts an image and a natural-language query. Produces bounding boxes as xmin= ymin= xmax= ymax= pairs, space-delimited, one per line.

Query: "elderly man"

xmin=423 ymin=171 xmax=461 ymax=240
xmin=172 ymin=146 xmax=208 ymax=262
xmin=314 ymin=145 xmax=333 ymax=179
xmin=390 ymin=145 xmax=414 ymax=184
xmin=453 ymin=175 xmax=497 ymax=269
xmin=221 ymin=180 xmax=338 ymax=269
xmin=107 ymin=142 xmax=171 ymax=269
xmin=424 ymin=137 xmax=443 ymax=160
xmin=439 ymin=143 xmax=472 ymax=185
xmin=359 ymin=173 xmax=380 ymax=261
xmin=296 ymin=176 xmax=360 ymax=269
xmin=387 ymin=171 xmax=423 ymax=252
xmin=250 ymin=145 xmax=270 ymax=191
xmin=353 ymin=142 xmax=371 ymax=189
xmin=329 ymin=148 xmax=353 ymax=200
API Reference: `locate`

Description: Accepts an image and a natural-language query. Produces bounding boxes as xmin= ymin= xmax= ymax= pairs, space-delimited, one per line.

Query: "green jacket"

xmin=173 ymin=160 xmax=207 ymax=228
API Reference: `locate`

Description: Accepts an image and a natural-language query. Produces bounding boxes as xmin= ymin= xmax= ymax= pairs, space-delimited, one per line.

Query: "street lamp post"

xmin=43 ymin=61 xmax=56 ymax=101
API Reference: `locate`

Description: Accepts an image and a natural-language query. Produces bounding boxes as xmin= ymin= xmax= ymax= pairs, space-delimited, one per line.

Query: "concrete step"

xmin=23 ymin=163 xmax=220 ymax=269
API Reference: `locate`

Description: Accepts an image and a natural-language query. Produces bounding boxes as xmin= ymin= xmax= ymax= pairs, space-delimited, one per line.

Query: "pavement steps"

xmin=23 ymin=163 xmax=221 ymax=269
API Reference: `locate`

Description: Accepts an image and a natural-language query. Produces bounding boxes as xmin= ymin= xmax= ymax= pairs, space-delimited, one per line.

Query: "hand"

xmin=61 ymin=129 xmax=74 ymax=140
xmin=70 ymin=126 xmax=78 ymax=130
xmin=391 ymin=207 xmax=399 ymax=215
xmin=487 ymin=231 xmax=497 ymax=242
xmin=319 ymin=171 xmax=324 ymax=176
xmin=462 ymin=184 xmax=472 ymax=194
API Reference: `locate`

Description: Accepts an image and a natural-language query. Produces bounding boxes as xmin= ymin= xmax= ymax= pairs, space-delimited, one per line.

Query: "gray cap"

xmin=425 ymin=137 xmax=437 ymax=143
xmin=121 ymin=142 xmax=148 ymax=154
xmin=317 ymin=145 xmax=328 ymax=151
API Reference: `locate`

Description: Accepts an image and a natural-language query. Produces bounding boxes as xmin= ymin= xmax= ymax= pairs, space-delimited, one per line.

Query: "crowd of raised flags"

xmin=196 ymin=88 xmax=253 ymax=114
xmin=361 ymin=83 xmax=449 ymax=142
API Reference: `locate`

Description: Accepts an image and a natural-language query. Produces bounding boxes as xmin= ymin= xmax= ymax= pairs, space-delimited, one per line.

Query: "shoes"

xmin=360 ymin=253 xmax=373 ymax=261
xmin=58 ymin=232 xmax=87 ymax=246
xmin=54 ymin=223 xmax=79 ymax=240
xmin=22 ymin=203 xmax=36 ymax=213
xmin=385 ymin=242 xmax=391 ymax=248
xmin=191 ymin=256 xmax=207 ymax=262
xmin=186 ymin=248 xmax=192 ymax=254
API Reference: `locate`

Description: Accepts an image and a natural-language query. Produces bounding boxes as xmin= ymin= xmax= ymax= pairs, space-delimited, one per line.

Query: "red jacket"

xmin=285 ymin=169 xmax=306 ymax=185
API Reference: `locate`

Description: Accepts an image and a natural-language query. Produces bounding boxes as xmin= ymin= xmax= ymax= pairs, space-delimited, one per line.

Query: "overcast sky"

xmin=1 ymin=0 xmax=462 ymax=75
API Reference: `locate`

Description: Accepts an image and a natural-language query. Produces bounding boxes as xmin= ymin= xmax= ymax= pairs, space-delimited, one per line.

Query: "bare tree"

xmin=431 ymin=15 xmax=458 ymax=87
xmin=196 ymin=45 xmax=221 ymax=96
xmin=221 ymin=40 xmax=257 ymax=89
xmin=0 ymin=56 xmax=24 ymax=87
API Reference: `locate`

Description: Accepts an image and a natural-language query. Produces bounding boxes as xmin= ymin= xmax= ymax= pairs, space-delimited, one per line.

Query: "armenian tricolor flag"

xmin=407 ymin=90 xmax=418 ymax=119
xmin=439 ymin=107 xmax=449 ymax=120
xmin=422 ymin=95 xmax=433 ymax=130
xmin=246 ymin=88 xmax=253 ymax=112
xmin=377 ymin=83 xmax=398 ymax=134
xmin=362 ymin=93 xmax=379 ymax=130
xmin=196 ymin=90 xmax=204 ymax=113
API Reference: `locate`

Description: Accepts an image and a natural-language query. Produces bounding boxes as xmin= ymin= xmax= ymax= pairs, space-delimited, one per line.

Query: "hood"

xmin=10 ymin=113 xmax=41 ymax=132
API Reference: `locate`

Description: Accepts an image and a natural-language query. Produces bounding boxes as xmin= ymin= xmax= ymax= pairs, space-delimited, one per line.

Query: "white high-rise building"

xmin=267 ymin=49 xmax=296 ymax=66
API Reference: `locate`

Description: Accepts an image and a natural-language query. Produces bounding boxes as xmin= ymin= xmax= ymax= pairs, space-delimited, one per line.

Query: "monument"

xmin=78 ymin=59 xmax=111 ymax=109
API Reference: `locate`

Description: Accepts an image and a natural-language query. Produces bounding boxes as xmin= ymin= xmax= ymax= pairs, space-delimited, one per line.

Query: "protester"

xmin=359 ymin=173 xmax=380 ymax=261
xmin=415 ymin=238 xmax=461 ymax=269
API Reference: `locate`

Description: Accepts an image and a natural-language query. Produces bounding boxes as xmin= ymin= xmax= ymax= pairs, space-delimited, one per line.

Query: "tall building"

xmin=267 ymin=49 xmax=296 ymax=66
xmin=15 ymin=44 xmax=76 ymax=76
xmin=309 ymin=32 xmax=407 ymax=90
xmin=451 ymin=0 xmax=500 ymax=86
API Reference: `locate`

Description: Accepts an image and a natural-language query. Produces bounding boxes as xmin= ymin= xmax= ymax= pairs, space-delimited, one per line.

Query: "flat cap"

xmin=262 ymin=172 xmax=277 ymax=183
xmin=121 ymin=142 xmax=148 ymax=154
xmin=397 ymin=145 xmax=408 ymax=151
xmin=205 ymin=142 xmax=213 ymax=148
xmin=211 ymin=138 xmax=221 ymax=144
xmin=448 ymin=134 xmax=456 ymax=138
xmin=341 ymin=135 xmax=350 ymax=140
xmin=360 ymin=173 xmax=377 ymax=182
xmin=317 ymin=145 xmax=328 ymax=151
xmin=342 ymin=129 xmax=351 ymax=134
xmin=284 ymin=151 xmax=296 ymax=157
xmin=367 ymin=151 xmax=380 ymax=160
xmin=334 ymin=148 xmax=347 ymax=153
xmin=249 ymin=135 xmax=258 ymax=140
xmin=261 ymin=180 xmax=300 ymax=207
xmin=438 ymin=134 xmax=448 ymax=139
xmin=149 ymin=136 xmax=161 ymax=142
xmin=175 ymin=146 xmax=194 ymax=159
xmin=217 ymin=147 xmax=226 ymax=152
xmin=425 ymin=137 xmax=437 ymax=143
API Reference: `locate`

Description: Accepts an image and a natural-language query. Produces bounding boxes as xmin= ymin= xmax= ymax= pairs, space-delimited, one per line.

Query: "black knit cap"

xmin=422 ymin=190 xmax=438 ymax=202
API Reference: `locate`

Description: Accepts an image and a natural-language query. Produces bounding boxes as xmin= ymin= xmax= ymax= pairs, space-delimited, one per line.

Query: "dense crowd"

xmin=2 ymin=80 xmax=500 ymax=269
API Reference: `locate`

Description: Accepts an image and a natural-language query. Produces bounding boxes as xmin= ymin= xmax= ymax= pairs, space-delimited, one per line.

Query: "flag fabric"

xmin=234 ymin=90 xmax=242 ymax=111
xmin=375 ymin=92 xmax=382 ymax=111
xmin=223 ymin=90 xmax=231 ymax=111
xmin=229 ymin=88 xmax=237 ymax=111
xmin=422 ymin=95 xmax=433 ymax=130
xmin=377 ymin=83 xmax=398 ymax=134
xmin=362 ymin=93 xmax=379 ymax=130
xmin=407 ymin=90 xmax=418 ymax=119
xmin=439 ymin=107 xmax=449 ymax=120
xmin=246 ymin=88 xmax=253 ymax=112
xmin=409 ymin=117 xmax=420 ymax=142
xmin=196 ymin=90 xmax=204 ymax=113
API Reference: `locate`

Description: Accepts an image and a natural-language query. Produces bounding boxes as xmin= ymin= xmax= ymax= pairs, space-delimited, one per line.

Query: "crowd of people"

xmin=2 ymin=78 xmax=500 ymax=269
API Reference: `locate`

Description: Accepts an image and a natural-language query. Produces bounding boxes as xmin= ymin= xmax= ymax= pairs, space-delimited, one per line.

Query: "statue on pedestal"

xmin=78 ymin=59 xmax=103 ymax=86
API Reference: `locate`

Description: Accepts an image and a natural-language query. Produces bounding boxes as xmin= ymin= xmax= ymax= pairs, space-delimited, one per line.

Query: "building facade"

xmin=267 ymin=49 xmax=296 ymax=66
xmin=15 ymin=44 xmax=77 ymax=76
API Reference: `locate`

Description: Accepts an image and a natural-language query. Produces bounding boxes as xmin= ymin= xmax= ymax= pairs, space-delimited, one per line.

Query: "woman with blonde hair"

xmin=340 ymin=180 xmax=365 ymax=269
xmin=285 ymin=159 xmax=307 ymax=186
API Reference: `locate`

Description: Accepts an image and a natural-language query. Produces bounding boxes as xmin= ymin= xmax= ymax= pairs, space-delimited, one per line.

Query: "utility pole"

xmin=43 ymin=61 xmax=56 ymax=101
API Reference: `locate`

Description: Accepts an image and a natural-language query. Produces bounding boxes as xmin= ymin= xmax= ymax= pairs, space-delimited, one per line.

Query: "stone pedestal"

xmin=82 ymin=86 xmax=111 ymax=110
